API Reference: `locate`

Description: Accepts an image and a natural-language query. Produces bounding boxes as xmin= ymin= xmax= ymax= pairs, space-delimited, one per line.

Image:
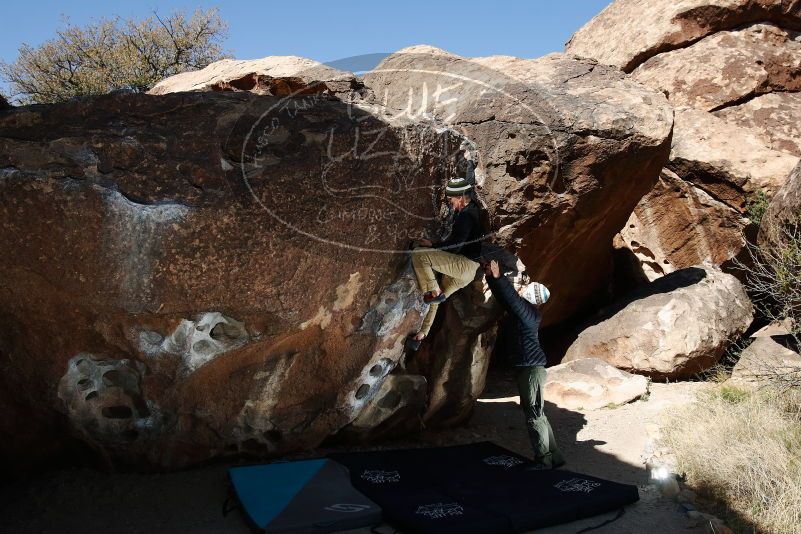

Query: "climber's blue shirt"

xmin=486 ymin=274 xmax=547 ymax=367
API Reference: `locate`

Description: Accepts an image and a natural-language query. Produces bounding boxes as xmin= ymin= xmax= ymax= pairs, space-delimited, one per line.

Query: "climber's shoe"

xmin=405 ymin=334 xmax=424 ymax=352
xmin=423 ymin=291 xmax=446 ymax=304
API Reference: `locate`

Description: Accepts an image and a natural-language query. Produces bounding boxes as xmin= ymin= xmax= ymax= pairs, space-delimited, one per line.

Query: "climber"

xmin=485 ymin=259 xmax=564 ymax=469
xmin=407 ymin=176 xmax=484 ymax=350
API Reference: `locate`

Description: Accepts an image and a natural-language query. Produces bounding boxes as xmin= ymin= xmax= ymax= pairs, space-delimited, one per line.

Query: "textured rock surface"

xmin=631 ymin=23 xmax=801 ymax=112
xmin=363 ymin=46 xmax=673 ymax=325
xmin=333 ymin=374 xmax=428 ymax=441
xmin=731 ymin=336 xmax=801 ymax=382
xmin=566 ymin=0 xmax=801 ymax=72
xmin=715 ymin=92 xmax=801 ymax=156
xmin=618 ymin=169 xmax=748 ymax=280
xmin=564 ymin=267 xmax=754 ymax=378
xmin=569 ymin=0 xmax=801 ymax=281
xmin=0 ymin=46 xmax=676 ymax=471
xmin=148 ymin=56 xmax=359 ymax=96
xmin=667 ymin=107 xmax=798 ymax=209
xmin=544 ymin=358 xmax=648 ymax=410
xmin=617 ymin=108 xmax=797 ymax=279
xmin=760 ymin=160 xmax=801 ymax=246
xmin=0 ymin=90 xmax=460 ymax=471
xmin=410 ymin=277 xmax=501 ymax=426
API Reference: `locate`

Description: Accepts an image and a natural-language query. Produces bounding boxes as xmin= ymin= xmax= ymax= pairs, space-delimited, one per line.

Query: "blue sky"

xmin=1 ymin=1 xmax=610 ymax=97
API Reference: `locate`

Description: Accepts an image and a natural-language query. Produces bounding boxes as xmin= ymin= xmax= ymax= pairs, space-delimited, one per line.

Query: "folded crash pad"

xmin=229 ymin=458 xmax=381 ymax=533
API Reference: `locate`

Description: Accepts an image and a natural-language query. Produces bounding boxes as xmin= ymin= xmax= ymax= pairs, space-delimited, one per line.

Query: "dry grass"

xmin=662 ymin=384 xmax=801 ymax=534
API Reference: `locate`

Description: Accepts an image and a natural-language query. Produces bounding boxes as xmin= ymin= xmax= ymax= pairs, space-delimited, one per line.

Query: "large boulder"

xmin=0 ymin=90 xmax=460 ymax=471
xmin=566 ymin=0 xmax=801 ymax=73
xmin=362 ymin=46 xmax=673 ymax=325
xmin=0 ymin=46 xmax=676 ymax=471
xmin=715 ymin=92 xmax=801 ymax=157
xmin=148 ymin=56 xmax=359 ymax=96
xmin=564 ymin=266 xmax=754 ymax=379
xmin=544 ymin=358 xmax=648 ymax=410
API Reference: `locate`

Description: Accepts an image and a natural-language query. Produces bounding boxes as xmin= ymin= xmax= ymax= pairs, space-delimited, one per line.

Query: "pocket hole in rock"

xmin=355 ymin=384 xmax=371 ymax=400
xmin=369 ymin=364 xmax=384 ymax=377
xmin=102 ymin=405 xmax=133 ymax=419
xmin=102 ymin=370 xmax=121 ymax=387
xmin=77 ymin=378 xmax=93 ymax=390
xmin=85 ymin=391 xmax=99 ymax=401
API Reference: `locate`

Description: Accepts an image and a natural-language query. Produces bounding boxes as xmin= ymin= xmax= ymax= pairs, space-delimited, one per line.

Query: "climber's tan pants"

xmin=411 ymin=247 xmax=479 ymax=336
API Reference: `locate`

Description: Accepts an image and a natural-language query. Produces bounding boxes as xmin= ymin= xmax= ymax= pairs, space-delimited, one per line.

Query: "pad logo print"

xmin=483 ymin=455 xmax=524 ymax=468
xmin=554 ymin=478 xmax=602 ymax=493
xmin=415 ymin=502 xmax=464 ymax=519
xmin=360 ymin=469 xmax=400 ymax=484
xmin=324 ymin=503 xmax=372 ymax=513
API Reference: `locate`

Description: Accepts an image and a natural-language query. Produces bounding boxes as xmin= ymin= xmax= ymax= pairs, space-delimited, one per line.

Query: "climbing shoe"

xmin=405 ymin=335 xmax=424 ymax=352
xmin=423 ymin=291 xmax=446 ymax=304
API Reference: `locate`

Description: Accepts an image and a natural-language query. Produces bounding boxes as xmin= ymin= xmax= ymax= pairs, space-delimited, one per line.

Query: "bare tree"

xmin=0 ymin=8 xmax=231 ymax=104
xmin=735 ymin=214 xmax=801 ymax=388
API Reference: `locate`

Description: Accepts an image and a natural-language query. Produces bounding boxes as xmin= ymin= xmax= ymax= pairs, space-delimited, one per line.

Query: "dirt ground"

xmin=0 ymin=367 xmax=711 ymax=533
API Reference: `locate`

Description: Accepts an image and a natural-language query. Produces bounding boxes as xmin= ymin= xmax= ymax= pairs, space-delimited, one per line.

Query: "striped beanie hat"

xmin=445 ymin=176 xmax=473 ymax=196
xmin=521 ymin=282 xmax=550 ymax=306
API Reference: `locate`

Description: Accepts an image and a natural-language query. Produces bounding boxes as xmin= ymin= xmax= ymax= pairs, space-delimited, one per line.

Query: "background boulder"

xmin=568 ymin=0 xmax=801 ymax=283
xmin=544 ymin=358 xmax=649 ymax=410
xmin=564 ymin=266 xmax=754 ymax=379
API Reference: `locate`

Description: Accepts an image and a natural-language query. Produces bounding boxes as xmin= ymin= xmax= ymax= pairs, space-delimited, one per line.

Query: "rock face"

xmin=760 ymin=160 xmax=801 ymax=245
xmin=544 ymin=358 xmax=648 ymax=410
xmin=566 ymin=0 xmax=801 ymax=73
xmin=564 ymin=266 xmax=754 ymax=379
xmin=0 ymin=46 xmax=675 ymax=472
xmin=0 ymin=90 xmax=459 ymax=471
xmin=362 ymin=46 xmax=673 ymax=325
xmin=618 ymin=170 xmax=748 ymax=280
xmin=731 ymin=336 xmax=801 ymax=382
xmin=715 ymin=92 xmax=801 ymax=157
xmin=569 ymin=1 xmax=801 ymax=281
xmin=148 ymin=56 xmax=359 ymax=96
xmin=630 ymin=24 xmax=801 ymax=112
xmin=617 ymin=107 xmax=796 ymax=279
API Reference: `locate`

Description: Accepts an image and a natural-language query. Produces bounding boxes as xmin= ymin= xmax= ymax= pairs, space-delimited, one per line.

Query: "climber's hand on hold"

xmin=413 ymin=331 xmax=426 ymax=342
xmin=488 ymin=260 xmax=501 ymax=279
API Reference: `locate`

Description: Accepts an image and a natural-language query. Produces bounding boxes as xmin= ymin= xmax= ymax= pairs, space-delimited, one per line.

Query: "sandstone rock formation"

xmin=616 ymin=107 xmax=796 ymax=280
xmin=148 ymin=56 xmax=359 ymax=96
xmin=731 ymin=336 xmax=801 ymax=382
xmin=630 ymin=23 xmax=801 ymax=112
xmin=566 ymin=0 xmax=801 ymax=73
xmin=569 ymin=0 xmax=801 ymax=281
xmin=715 ymin=92 xmax=801 ymax=157
xmin=362 ymin=46 xmax=673 ymax=325
xmin=760 ymin=159 xmax=801 ymax=246
xmin=564 ymin=266 xmax=754 ymax=379
xmin=0 ymin=90 xmax=459 ymax=471
xmin=0 ymin=45 xmax=675 ymax=472
xmin=544 ymin=358 xmax=649 ymax=410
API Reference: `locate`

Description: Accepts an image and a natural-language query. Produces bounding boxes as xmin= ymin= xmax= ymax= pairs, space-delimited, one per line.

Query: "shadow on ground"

xmin=0 ymin=364 xmax=705 ymax=534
